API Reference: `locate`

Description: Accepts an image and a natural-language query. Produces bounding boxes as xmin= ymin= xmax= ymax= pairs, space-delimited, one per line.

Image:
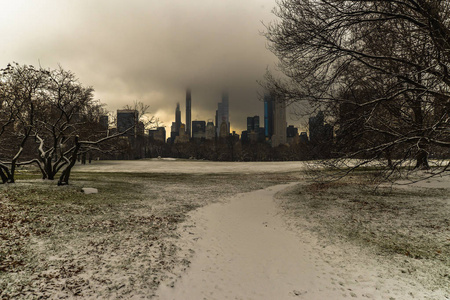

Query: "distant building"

xmin=217 ymin=102 xmax=222 ymax=134
xmin=309 ymin=111 xmax=333 ymax=145
xmin=286 ymin=125 xmax=299 ymax=145
xmin=117 ymin=109 xmax=138 ymax=136
xmin=268 ymin=95 xmax=287 ymax=147
xmin=247 ymin=116 xmax=260 ymax=132
xmin=308 ymin=111 xmax=334 ymax=158
xmin=264 ymin=94 xmax=274 ymax=138
xmin=175 ymin=103 xmax=181 ymax=135
xmin=174 ymin=123 xmax=189 ymax=143
xmin=241 ymin=130 xmax=249 ymax=143
xmin=258 ymin=127 xmax=265 ymax=141
xmin=300 ymin=132 xmax=309 ymax=143
xmin=186 ymin=89 xmax=191 ymax=138
xmin=192 ymin=120 xmax=206 ymax=139
xmin=109 ymin=127 xmax=117 ymax=136
xmin=170 ymin=122 xmax=178 ymax=141
xmin=215 ymin=110 xmax=218 ymax=136
xmin=231 ymin=131 xmax=240 ymax=143
xmin=205 ymin=120 xmax=215 ymax=140
xmin=217 ymin=91 xmax=230 ymax=137
xmin=244 ymin=115 xmax=264 ymax=143
xmin=137 ymin=121 xmax=145 ymax=136
xmin=219 ymin=121 xmax=228 ymax=138
xmin=247 ymin=117 xmax=253 ymax=132
xmin=116 ymin=109 xmax=145 ymax=159
xmin=149 ymin=127 xmax=166 ymax=142
xmin=287 ymin=125 xmax=298 ymax=138
xmin=99 ymin=115 xmax=109 ymax=130
xmin=99 ymin=115 xmax=109 ymax=136
xmin=248 ymin=131 xmax=259 ymax=143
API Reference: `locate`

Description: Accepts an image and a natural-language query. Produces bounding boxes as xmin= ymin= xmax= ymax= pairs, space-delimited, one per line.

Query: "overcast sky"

xmin=1 ymin=0 xmax=304 ymax=133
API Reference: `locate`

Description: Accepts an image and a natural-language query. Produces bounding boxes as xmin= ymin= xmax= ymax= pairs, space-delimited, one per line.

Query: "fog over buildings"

xmin=0 ymin=1 xmax=309 ymax=133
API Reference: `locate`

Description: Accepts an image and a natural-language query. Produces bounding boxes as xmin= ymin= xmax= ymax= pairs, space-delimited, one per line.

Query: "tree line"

xmin=147 ymin=137 xmax=314 ymax=162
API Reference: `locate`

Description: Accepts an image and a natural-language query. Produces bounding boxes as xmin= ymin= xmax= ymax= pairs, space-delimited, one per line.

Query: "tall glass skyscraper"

xmin=186 ymin=89 xmax=191 ymax=138
xmin=217 ymin=91 xmax=230 ymax=137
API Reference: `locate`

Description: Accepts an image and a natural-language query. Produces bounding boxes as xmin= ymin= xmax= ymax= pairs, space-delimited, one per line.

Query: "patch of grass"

xmin=280 ymin=173 xmax=450 ymax=293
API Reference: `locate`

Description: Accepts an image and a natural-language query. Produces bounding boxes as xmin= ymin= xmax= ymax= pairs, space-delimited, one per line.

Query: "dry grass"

xmin=0 ymin=171 xmax=298 ymax=299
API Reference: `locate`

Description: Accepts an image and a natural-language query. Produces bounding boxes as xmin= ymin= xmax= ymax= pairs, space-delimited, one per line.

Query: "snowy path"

xmin=156 ymin=183 xmax=341 ymax=299
xmin=155 ymin=183 xmax=445 ymax=300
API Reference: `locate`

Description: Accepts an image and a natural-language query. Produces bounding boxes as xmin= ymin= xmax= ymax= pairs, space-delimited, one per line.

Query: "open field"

xmin=0 ymin=162 xmax=299 ymax=299
xmin=1 ymin=159 xmax=449 ymax=299
xmin=71 ymin=158 xmax=310 ymax=174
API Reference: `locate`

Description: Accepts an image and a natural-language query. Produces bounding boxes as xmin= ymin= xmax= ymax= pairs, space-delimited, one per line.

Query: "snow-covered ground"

xmin=155 ymin=182 xmax=449 ymax=300
xmin=61 ymin=160 xmax=450 ymax=299
xmin=157 ymin=183 xmax=339 ymax=300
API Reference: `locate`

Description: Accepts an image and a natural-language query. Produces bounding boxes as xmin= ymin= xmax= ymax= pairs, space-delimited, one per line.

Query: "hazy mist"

xmin=0 ymin=0 xmax=306 ymax=132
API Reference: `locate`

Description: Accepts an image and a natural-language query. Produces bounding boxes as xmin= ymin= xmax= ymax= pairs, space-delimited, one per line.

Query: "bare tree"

xmin=32 ymin=67 xmax=136 ymax=185
xmin=28 ymin=66 xmax=96 ymax=180
xmin=0 ymin=63 xmax=46 ymax=183
xmin=264 ymin=0 xmax=450 ymax=180
xmin=0 ymin=63 xmax=137 ymax=185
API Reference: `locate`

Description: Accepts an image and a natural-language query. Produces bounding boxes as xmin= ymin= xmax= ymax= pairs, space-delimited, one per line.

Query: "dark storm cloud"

xmin=0 ymin=0 xmax=304 ymax=132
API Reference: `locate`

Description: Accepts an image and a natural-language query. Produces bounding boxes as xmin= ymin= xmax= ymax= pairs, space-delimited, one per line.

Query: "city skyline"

xmin=158 ymin=88 xmax=307 ymax=134
xmin=0 ymin=0 xmax=304 ymax=134
xmin=160 ymin=91 xmax=297 ymax=147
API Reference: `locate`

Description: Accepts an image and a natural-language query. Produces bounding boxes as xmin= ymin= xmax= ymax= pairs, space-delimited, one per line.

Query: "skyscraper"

xmin=206 ymin=120 xmax=215 ymax=140
xmin=149 ymin=127 xmax=166 ymax=142
xmin=217 ymin=102 xmax=223 ymax=136
xmin=215 ymin=109 xmax=218 ymax=137
xmin=186 ymin=89 xmax=191 ymax=138
xmin=272 ymin=98 xmax=287 ymax=146
xmin=264 ymin=94 xmax=274 ymax=138
xmin=217 ymin=91 xmax=230 ymax=137
xmin=247 ymin=116 xmax=260 ymax=132
xmin=264 ymin=93 xmax=286 ymax=147
xmin=247 ymin=117 xmax=254 ymax=132
xmin=253 ymin=115 xmax=260 ymax=131
xmin=192 ymin=120 xmax=206 ymax=139
xmin=175 ymin=102 xmax=181 ymax=134
xmin=170 ymin=122 xmax=177 ymax=141
xmin=246 ymin=115 xmax=263 ymax=143
xmin=117 ymin=109 xmax=138 ymax=137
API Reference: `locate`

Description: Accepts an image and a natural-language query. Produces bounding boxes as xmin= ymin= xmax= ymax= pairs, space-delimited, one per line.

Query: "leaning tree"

xmin=264 ymin=0 xmax=450 ymax=179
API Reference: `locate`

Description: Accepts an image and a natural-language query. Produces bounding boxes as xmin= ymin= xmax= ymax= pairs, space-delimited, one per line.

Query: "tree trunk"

xmin=58 ymin=137 xmax=80 ymax=186
xmin=9 ymin=163 xmax=16 ymax=183
xmin=415 ymin=149 xmax=430 ymax=170
xmin=0 ymin=168 xmax=8 ymax=184
xmin=385 ymin=149 xmax=394 ymax=169
xmin=46 ymin=159 xmax=55 ymax=180
xmin=40 ymin=156 xmax=53 ymax=180
xmin=0 ymin=165 xmax=13 ymax=184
